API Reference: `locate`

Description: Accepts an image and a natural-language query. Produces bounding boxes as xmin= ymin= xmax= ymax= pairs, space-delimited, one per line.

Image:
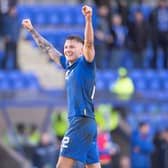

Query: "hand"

xmin=22 ymin=19 xmax=33 ymax=31
xmin=82 ymin=5 xmax=92 ymax=19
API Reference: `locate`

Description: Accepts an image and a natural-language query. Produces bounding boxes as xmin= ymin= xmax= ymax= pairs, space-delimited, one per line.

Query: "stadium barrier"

xmin=0 ymin=141 xmax=31 ymax=168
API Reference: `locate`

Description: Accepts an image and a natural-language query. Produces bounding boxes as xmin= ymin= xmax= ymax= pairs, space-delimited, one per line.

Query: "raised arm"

xmin=22 ymin=19 xmax=62 ymax=64
xmin=82 ymin=5 xmax=95 ymax=62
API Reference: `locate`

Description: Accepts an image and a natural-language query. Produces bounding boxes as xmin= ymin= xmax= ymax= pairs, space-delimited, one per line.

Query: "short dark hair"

xmin=66 ymin=35 xmax=84 ymax=45
xmin=139 ymin=121 xmax=148 ymax=128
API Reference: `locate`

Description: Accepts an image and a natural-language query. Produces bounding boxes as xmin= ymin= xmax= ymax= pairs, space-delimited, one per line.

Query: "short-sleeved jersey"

xmin=60 ymin=55 xmax=96 ymax=119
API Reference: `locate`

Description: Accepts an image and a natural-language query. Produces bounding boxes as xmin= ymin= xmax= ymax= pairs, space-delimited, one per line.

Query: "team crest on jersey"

xmin=65 ymin=69 xmax=74 ymax=79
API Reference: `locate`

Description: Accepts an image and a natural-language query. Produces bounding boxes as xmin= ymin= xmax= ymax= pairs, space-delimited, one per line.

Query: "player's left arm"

xmin=82 ymin=5 xmax=95 ymax=63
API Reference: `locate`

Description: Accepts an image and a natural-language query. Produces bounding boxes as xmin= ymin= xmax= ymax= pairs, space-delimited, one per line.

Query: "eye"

xmin=70 ymin=45 xmax=75 ymax=49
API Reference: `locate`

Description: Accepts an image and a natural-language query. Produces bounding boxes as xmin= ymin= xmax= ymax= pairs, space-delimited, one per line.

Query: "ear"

xmin=80 ymin=47 xmax=84 ymax=55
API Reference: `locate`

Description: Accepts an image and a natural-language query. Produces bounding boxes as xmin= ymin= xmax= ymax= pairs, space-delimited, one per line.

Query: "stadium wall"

xmin=0 ymin=141 xmax=31 ymax=168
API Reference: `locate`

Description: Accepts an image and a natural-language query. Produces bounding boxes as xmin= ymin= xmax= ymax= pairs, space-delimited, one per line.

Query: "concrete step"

xmin=18 ymin=39 xmax=65 ymax=89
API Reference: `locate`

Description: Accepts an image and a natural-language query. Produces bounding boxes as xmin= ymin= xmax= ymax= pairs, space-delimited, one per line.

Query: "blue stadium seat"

xmin=0 ymin=80 xmax=11 ymax=91
xmin=146 ymin=103 xmax=159 ymax=113
xmin=17 ymin=5 xmax=34 ymax=23
xmin=0 ymin=71 xmax=40 ymax=91
xmin=131 ymin=103 xmax=145 ymax=114
xmin=48 ymin=7 xmax=63 ymax=25
xmin=160 ymin=104 xmax=168 ymax=113
xmin=132 ymin=78 xmax=147 ymax=91
xmin=96 ymin=80 xmax=105 ymax=90
xmin=33 ymin=8 xmax=48 ymax=25
xmin=148 ymin=78 xmax=161 ymax=91
xmin=129 ymin=70 xmax=143 ymax=79
xmin=22 ymin=72 xmax=41 ymax=90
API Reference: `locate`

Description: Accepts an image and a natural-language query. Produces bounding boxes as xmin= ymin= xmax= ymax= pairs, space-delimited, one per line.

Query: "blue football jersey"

xmin=60 ymin=55 xmax=96 ymax=119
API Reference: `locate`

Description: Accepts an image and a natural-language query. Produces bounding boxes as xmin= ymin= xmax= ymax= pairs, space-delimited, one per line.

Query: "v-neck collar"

xmin=67 ymin=57 xmax=81 ymax=69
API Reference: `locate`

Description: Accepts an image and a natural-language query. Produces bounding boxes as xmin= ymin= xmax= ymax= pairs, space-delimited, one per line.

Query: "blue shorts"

xmin=60 ymin=116 xmax=99 ymax=164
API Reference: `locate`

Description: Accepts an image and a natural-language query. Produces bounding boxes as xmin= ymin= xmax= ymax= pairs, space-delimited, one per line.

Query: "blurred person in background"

xmin=110 ymin=14 xmax=127 ymax=69
xmin=110 ymin=67 xmax=134 ymax=101
xmin=22 ymin=5 xmax=101 ymax=168
xmin=28 ymin=124 xmax=40 ymax=146
xmin=149 ymin=0 xmax=168 ymax=69
xmin=95 ymin=104 xmax=120 ymax=133
xmin=93 ymin=0 xmax=111 ymax=7
xmin=1 ymin=4 xmax=20 ymax=69
xmin=95 ymin=5 xmax=113 ymax=69
xmin=131 ymin=121 xmax=154 ymax=168
xmin=115 ymin=0 xmax=130 ymax=26
xmin=119 ymin=155 xmax=130 ymax=168
xmin=152 ymin=128 xmax=168 ymax=168
xmin=32 ymin=132 xmax=57 ymax=168
xmin=51 ymin=111 xmax=68 ymax=143
xmin=15 ymin=122 xmax=27 ymax=146
xmin=97 ymin=124 xmax=120 ymax=168
xmin=127 ymin=10 xmax=149 ymax=69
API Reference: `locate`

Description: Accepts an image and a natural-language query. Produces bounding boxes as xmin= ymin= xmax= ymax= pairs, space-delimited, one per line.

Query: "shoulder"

xmin=80 ymin=56 xmax=95 ymax=67
xmin=59 ymin=55 xmax=67 ymax=69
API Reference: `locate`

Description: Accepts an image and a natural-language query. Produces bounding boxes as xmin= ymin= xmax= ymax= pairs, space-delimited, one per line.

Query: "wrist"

xmin=30 ymin=28 xmax=35 ymax=33
xmin=86 ymin=17 xmax=92 ymax=22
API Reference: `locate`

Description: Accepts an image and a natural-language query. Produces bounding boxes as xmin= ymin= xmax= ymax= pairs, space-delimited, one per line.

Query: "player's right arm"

xmin=22 ymin=19 xmax=61 ymax=64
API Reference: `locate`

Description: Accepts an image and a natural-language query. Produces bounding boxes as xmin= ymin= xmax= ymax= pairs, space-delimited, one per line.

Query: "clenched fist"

xmin=22 ymin=19 xmax=33 ymax=31
xmin=82 ymin=5 xmax=92 ymax=19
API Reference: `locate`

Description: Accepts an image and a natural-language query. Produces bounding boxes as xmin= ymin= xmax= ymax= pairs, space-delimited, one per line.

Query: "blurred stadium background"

xmin=0 ymin=0 xmax=168 ymax=168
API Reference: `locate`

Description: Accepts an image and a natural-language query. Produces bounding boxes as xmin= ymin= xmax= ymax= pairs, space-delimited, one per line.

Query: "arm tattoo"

xmin=30 ymin=29 xmax=62 ymax=60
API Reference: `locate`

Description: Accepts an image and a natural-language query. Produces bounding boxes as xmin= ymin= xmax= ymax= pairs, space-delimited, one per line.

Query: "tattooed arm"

xmin=22 ymin=19 xmax=61 ymax=64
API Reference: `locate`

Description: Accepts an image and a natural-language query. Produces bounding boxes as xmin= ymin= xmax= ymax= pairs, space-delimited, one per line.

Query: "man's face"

xmin=140 ymin=124 xmax=150 ymax=135
xmin=64 ymin=39 xmax=83 ymax=64
xmin=159 ymin=0 xmax=166 ymax=7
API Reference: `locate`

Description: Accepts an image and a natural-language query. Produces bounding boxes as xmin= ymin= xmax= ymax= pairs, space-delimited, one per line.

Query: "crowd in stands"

xmin=95 ymin=0 xmax=168 ymax=70
xmin=2 ymin=106 xmax=168 ymax=168
xmin=1 ymin=0 xmax=168 ymax=70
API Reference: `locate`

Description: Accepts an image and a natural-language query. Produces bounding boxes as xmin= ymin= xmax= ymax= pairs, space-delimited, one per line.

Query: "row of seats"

xmin=17 ymin=3 xmax=153 ymax=27
xmin=96 ymin=70 xmax=168 ymax=91
xmin=0 ymin=69 xmax=167 ymax=92
xmin=0 ymin=71 xmax=40 ymax=91
xmin=18 ymin=4 xmax=86 ymax=26
xmin=130 ymin=102 xmax=168 ymax=114
xmin=127 ymin=113 xmax=168 ymax=132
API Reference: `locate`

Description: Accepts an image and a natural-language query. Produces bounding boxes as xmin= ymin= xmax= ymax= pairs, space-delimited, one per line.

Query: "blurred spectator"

xmin=127 ymin=10 xmax=149 ymax=69
xmin=0 ymin=0 xmax=8 ymax=37
xmin=110 ymin=14 xmax=127 ymax=69
xmin=129 ymin=0 xmax=152 ymax=22
xmin=97 ymin=125 xmax=119 ymax=168
xmin=51 ymin=111 xmax=68 ymax=143
xmin=116 ymin=0 xmax=130 ymax=26
xmin=15 ymin=122 xmax=27 ymax=146
xmin=110 ymin=67 xmax=134 ymax=100
xmin=149 ymin=0 xmax=168 ymax=69
xmin=32 ymin=132 xmax=57 ymax=168
xmin=95 ymin=5 xmax=113 ymax=69
xmin=27 ymin=124 xmax=40 ymax=146
xmin=93 ymin=0 xmax=111 ymax=7
xmin=1 ymin=5 xmax=20 ymax=69
xmin=131 ymin=121 xmax=154 ymax=168
xmin=119 ymin=155 xmax=130 ymax=168
xmin=95 ymin=104 xmax=119 ymax=132
xmin=2 ymin=129 xmax=17 ymax=147
xmin=152 ymin=128 xmax=168 ymax=168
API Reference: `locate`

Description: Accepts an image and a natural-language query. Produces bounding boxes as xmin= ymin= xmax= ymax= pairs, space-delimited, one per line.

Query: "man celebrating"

xmin=22 ymin=5 xmax=101 ymax=168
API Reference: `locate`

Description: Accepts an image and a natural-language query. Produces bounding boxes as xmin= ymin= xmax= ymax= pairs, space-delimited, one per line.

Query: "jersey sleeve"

xmin=82 ymin=56 xmax=95 ymax=68
xmin=59 ymin=55 xmax=67 ymax=69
